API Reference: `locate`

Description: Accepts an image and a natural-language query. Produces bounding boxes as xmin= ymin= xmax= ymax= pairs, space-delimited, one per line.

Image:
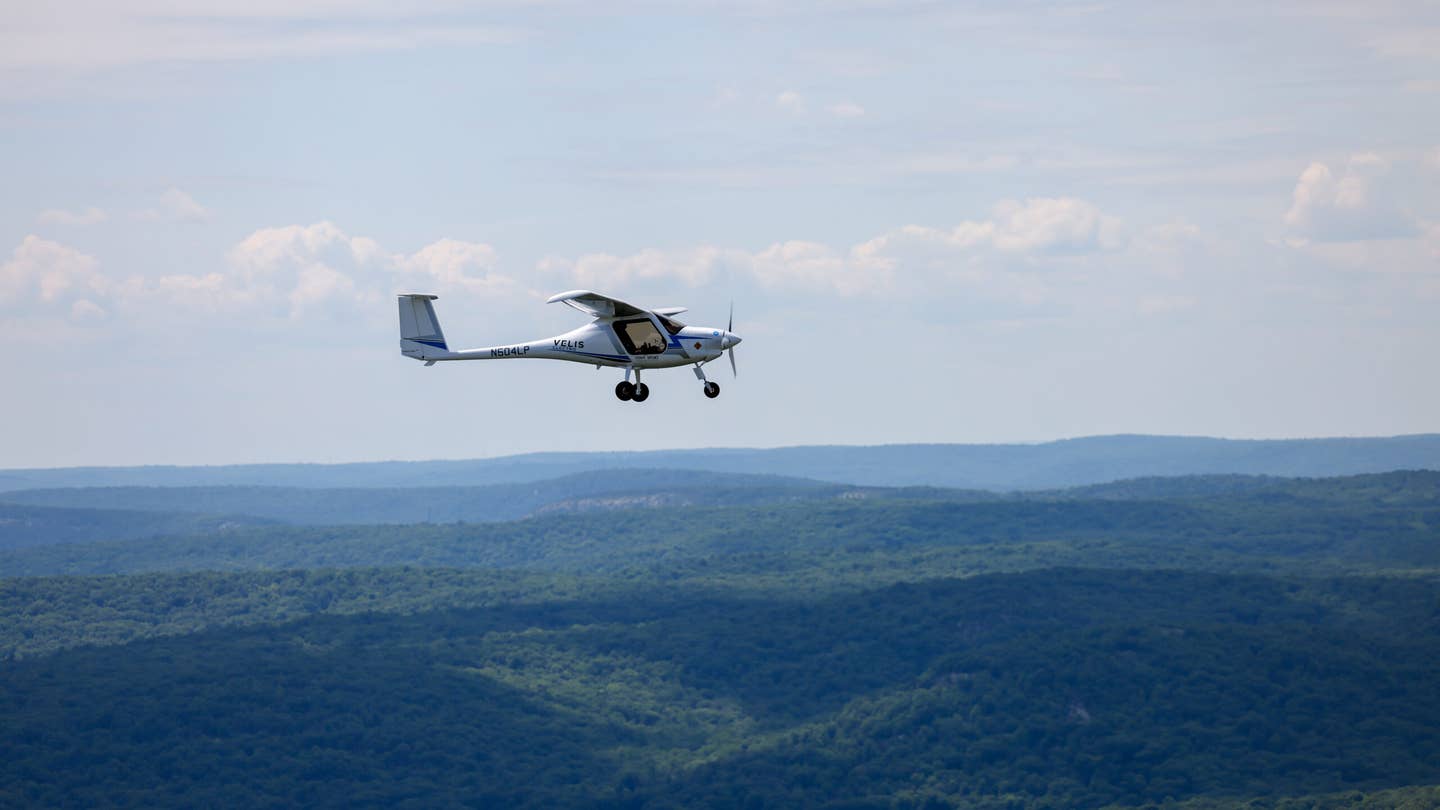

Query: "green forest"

xmin=2 ymin=467 xmax=1438 ymax=808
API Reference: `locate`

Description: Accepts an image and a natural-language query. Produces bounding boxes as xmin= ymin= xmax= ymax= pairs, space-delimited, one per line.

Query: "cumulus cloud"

xmin=136 ymin=187 xmax=211 ymax=224
xmin=400 ymin=239 xmax=509 ymax=294
xmin=1 ymin=223 xmax=518 ymax=329
xmin=1284 ymin=154 xmax=1417 ymax=242
xmin=2 ymin=197 xmax=1133 ymax=335
xmin=540 ymin=197 xmax=1126 ymax=298
xmin=750 ymin=240 xmax=897 ymax=295
xmin=859 ymin=198 xmax=1125 ymax=262
xmin=826 ymin=101 xmax=865 ymax=118
xmin=219 ymin=222 xmax=516 ymax=317
xmin=37 ymin=207 xmax=108 ymax=226
xmin=0 ymin=236 xmax=108 ymax=316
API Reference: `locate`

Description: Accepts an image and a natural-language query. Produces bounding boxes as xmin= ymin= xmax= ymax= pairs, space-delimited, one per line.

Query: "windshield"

xmin=614 ymin=318 xmax=667 ymax=355
xmin=656 ymin=315 xmax=685 ymax=335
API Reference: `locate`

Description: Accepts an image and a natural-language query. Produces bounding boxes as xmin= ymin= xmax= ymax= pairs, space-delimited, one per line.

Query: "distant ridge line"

xmin=5 ymin=434 xmax=1440 ymax=492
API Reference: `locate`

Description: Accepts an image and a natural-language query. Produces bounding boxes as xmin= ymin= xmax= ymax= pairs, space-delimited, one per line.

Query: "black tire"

xmin=615 ymin=381 xmax=635 ymax=401
xmin=632 ymin=383 xmax=650 ymax=402
xmin=703 ymin=382 xmax=720 ymax=399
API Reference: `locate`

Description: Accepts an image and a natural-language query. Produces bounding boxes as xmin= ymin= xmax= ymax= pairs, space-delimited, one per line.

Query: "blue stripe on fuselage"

xmin=560 ymin=349 xmax=630 ymax=361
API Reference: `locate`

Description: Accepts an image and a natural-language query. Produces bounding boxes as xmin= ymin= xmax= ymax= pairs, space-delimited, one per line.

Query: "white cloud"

xmin=2 ymin=195 xmax=1142 ymax=340
xmin=860 ymin=198 xmax=1125 ymax=260
xmin=1283 ymin=154 xmax=1417 ymax=242
xmin=541 ymin=197 xmax=1126 ymax=299
xmin=136 ymin=187 xmax=211 ymax=224
xmin=747 ymin=240 xmax=894 ymax=295
xmin=1128 ymin=220 xmax=1206 ymax=279
xmin=213 ymin=221 xmax=517 ymax=318
xmin=220 ymin=222 xmax=392 ymax=316
xmin=826 ymin=101 xmax=865 ymax=118
xmin=990 ymin=197 xmax=1126 ymax=253
xmin=70 ymin=299 xmax=107 ymax=320
xmin=37 ymin=207 xmax=108 ymax=226
xmin=2 ymin=223 xmax=519 ymax=331
xmin=775 ymin=90 xmax=805 ymax=113
xmin=400 ymin=238 xmax=512 ymax=295
xmin=0 ymin=236 xmax=108 ymax=314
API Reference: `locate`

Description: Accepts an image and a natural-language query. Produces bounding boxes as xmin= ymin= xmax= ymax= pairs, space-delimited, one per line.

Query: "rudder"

xmin=398 ymin=294 xmax=449 ymax=360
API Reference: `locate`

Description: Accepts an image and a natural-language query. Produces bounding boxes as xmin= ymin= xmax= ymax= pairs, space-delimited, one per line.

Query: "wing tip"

xmin=546 ymin=289 xmax=597 ymax=304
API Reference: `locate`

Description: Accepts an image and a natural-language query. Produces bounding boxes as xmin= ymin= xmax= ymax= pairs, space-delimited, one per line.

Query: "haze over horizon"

xmin=4 ymin=2 xmax=1438 ymax=468
xmin=8 ymin=431 xmax=1440 ymax=473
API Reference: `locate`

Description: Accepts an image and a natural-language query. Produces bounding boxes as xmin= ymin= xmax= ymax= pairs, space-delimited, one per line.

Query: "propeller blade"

xmin=727 ymin=302 xmax=736 ymax=376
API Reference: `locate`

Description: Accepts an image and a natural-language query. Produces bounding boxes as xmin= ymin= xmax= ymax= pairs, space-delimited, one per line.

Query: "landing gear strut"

xmin=694 ymin=365 xmax=721 ymax=398
xmin=616 ymin=369 xmax=650 ymax=403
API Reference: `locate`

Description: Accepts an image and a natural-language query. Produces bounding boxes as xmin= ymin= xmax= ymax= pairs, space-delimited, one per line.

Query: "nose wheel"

xmin=703 ymin=381 xmax=720 ymax=399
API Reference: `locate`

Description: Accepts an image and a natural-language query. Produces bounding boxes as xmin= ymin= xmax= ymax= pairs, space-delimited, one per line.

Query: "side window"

xmin=614 ymin=318 xmax=667 ymax=355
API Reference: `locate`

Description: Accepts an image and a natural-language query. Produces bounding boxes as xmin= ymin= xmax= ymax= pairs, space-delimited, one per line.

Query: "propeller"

xmin=727 ymin=302 xmax=738 ymax=377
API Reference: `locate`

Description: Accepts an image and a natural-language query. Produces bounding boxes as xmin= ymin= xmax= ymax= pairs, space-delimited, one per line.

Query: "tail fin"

xmin=398 ymin=294 xmax=449 ymax=361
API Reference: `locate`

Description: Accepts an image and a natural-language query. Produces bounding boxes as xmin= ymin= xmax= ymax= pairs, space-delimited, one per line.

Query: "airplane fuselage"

xmin=407 ymin=318 xmax=731 ymax=369
xmin=398 ymin=290 xmax=741 ymax=400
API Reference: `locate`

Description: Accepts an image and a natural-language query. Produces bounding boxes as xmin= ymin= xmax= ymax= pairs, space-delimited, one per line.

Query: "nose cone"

xmin=723 ymin=332 xmax=743 ymax=348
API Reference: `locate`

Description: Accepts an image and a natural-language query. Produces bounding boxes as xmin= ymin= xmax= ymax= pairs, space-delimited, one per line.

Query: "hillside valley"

xmin=2 ymin=453 xmax=1438 ymax=808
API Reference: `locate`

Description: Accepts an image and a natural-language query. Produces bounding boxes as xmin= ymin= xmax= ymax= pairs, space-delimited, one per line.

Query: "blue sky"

xmin=2 ymin=1 xmax=1439 ymax=467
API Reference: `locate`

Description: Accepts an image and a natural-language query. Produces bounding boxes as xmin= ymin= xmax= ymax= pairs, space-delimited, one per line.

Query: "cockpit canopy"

xmin=613 ymin=317 xmax=669 ymax=355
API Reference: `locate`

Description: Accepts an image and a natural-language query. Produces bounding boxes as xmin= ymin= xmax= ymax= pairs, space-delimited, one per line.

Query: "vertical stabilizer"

xmin=398 ymin=294 xmax=450 ymax=360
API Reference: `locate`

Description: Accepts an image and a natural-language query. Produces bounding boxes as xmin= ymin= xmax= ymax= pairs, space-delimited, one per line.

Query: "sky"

xmin=2 ymin=1 xmax=1439 ymax=468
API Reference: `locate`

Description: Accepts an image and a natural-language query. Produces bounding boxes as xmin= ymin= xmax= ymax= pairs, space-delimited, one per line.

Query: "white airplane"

xmin=398 ymin=290 xmax=742 ymax=401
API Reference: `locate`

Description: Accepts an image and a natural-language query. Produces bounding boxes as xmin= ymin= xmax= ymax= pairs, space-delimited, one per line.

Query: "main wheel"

xmin=632 ymin=383 xmax=650 ymax=402
xmin=703 ymin=381 xmax=720 ymax=399
xmin=615 ymin=381 xmax=635 ymax=401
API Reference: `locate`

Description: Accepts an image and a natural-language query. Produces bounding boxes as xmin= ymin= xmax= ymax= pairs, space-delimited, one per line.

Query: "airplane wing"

xmin=546 ymin=290 xmax=651 ymax=320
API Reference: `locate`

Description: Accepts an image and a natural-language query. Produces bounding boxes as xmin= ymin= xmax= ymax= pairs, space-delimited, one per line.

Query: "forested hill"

xmin=0 ymin=502 xmax=275 ymax=551
xmin=5 ymin=433 xmax=1440 ymax=491
xmin=6 ymin=469 xmax=1440 ymax=578
xmin=5 ymin=466 xmax=1440 ymax=808
xmin=3 ymin=569 xmax=1439 ymax=808
xmin=0 ymin=469 xmax=872 ymax=526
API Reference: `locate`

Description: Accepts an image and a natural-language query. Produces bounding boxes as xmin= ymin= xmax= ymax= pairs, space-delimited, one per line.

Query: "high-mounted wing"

xmin=546 ymin=290 xmax=650 ymax=320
